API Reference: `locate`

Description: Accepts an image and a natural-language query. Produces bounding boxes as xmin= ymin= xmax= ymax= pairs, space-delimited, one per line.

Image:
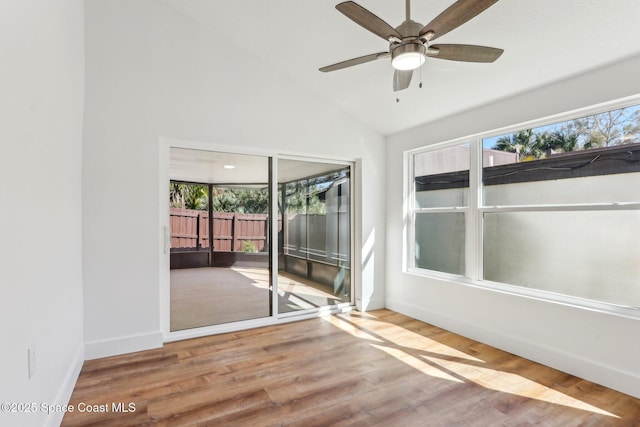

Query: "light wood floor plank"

xmin=62 ymin=310 xmax=640 ymax=426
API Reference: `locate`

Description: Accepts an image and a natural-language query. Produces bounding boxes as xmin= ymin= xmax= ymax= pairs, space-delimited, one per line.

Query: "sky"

xmin=482 ymin=103 xmax=640 ymax=150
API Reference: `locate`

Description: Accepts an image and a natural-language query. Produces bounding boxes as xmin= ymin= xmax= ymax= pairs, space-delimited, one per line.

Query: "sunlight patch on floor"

xmin=421 ymin=356 xmax=619 ymax=418
xmin=341 ymin=314 xmax=483 ymax=363
xmin=331 ymin=312 xmax=620 ymax=419
xmin=322 ymin=314 xmax=384 ymax=342
xmin=231 ymin=267 xmax=270 ymax=289
xmin=371 ymin=344 xmax=464 ymax=383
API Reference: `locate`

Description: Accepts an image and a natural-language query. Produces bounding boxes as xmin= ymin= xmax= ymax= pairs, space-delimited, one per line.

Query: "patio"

xmin=170 ymin=267 xmax=346 ymax=331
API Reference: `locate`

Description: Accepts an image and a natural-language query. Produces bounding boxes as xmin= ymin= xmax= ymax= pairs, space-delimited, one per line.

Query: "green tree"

xmin=494 ymin=129 xmax=543 ymax=161
xmin=492 ymin=106 xmax=640 ymax=158
xmin=212 ymin=189 xmax=238 ymax=212
xmin=212 ymin=187 xmax=268 ymax=213
xmin=307 ymin=170 xmax=348 ymax=214
xmin=235 ymin=189 xmax=269 ymax=213
xmin=537 ymin=129 xmax=579 ymax=154
xmin=169 ymin=183 xmax=208 ymax=210
xmin=281 ymin=180 xmax=325 ymax=214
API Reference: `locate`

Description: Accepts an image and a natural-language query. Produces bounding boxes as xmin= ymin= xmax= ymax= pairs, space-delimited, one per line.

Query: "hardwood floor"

xmin=62 ymin=310 xmax=640 ymax=426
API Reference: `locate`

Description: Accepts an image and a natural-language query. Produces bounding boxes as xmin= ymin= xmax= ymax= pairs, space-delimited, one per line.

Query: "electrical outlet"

xmin=27 ymin=343 xmax=36 ymax=379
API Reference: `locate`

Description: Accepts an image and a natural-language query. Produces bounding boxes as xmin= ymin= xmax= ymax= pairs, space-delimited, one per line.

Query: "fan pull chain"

xmin=419 ymin=64 xmax=423 ymax=88
xmin=395 ymin=72 xmax=400 ymax=102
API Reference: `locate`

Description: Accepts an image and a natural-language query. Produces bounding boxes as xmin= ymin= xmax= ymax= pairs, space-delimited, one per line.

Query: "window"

xmin=408 ymin=100 xmax=640 ymax=313
xmin=411 ymin=144 xmax=470 ymax=275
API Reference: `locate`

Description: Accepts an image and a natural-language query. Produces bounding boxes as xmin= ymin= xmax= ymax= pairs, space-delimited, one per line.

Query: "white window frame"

xmin=405 ymin=95 xmax=640 ymax=319
xmin=406 ymin=139 xmax=474 ymax=280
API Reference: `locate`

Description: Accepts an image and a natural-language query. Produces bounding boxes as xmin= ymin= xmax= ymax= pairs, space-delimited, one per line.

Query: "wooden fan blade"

xmin=336 ymin=1 xmax=403 ymax=41
xmin=429 ymin=44 xmax=503 ymax=62
xmin=393 ymin=70 xmax=413 ymax=91
xmin=420 ymin=0 xmax=498 ymax=41
xmin=319 ymin=52 xmax=389 ymax=72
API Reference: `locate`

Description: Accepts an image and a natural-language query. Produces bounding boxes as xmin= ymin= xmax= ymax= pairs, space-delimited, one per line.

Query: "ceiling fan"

xmin=320 ymin=0 xmax=504 ymax=92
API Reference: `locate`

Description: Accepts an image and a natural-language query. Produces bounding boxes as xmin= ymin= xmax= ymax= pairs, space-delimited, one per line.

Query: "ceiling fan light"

xmin=391 ymin=43 xmax=426 ymax=71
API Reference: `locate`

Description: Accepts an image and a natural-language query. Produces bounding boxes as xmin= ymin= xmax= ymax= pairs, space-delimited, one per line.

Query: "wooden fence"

xmin=169 ymin=208 xmax=269 ymax=252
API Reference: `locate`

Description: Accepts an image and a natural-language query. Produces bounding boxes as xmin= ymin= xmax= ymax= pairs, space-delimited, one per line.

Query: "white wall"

xmin=82 ymin=0 xmax=386 ymax=358
xmin=0 ymin=1 xmax=85 ymax=426
xmin=386 ymin=55 xmax=640 ymax=398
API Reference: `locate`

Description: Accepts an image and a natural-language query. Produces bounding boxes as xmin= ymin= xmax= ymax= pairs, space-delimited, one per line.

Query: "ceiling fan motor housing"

xmin=395 ymin=19 xmax=423 ymax=38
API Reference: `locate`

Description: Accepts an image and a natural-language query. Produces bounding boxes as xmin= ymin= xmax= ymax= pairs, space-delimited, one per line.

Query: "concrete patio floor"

xmin=170 ymin=266 xmax=348 ymax=331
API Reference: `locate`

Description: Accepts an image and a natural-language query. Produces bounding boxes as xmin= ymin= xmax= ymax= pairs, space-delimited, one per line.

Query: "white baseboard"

xmin=45 ymin=344 xmax=84 ymax=427
xmin=386 ymin=298 xmax=640 ymax=399
xmin=358 ymin=297 xmax=385 ymax=311
xmin=84 ymin=331 xmax=163 ymax=360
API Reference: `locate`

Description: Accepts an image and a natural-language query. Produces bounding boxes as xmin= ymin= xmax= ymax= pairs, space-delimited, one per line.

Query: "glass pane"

xmin=482 ymin=104 xmax=640 ymax=206
xmin=282 ymin=181 xmax=308 ymax=259
xmin=414 ymin=144 xmax=470 ymax=208
xmin=414 ymin=213 xmax=465 ymax=275
xmin=484 ymin=211 xmax=640 ymax=309
xmin=169 ymin=182 xmax=209 ymax=253
xmin=211 ymin=186 xmax=269 ymax=253
xmin=278 ymin=160 xmax=351 ymax=314
xmin=169 ymin=148 xmax=272 ymax=331
xmin=483 ymin=172 xmax=640 ymax=206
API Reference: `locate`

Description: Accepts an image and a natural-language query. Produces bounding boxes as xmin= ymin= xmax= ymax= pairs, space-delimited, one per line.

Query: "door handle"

xmin=164 ymin=226 xmax=171 ymax=254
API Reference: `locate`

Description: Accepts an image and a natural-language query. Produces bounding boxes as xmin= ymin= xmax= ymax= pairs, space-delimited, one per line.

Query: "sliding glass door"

xmin=168 ymin=149 xmax=354 ymax=333
xmin=277 ymin=159 xmax=352 ymax=314
xmin=169 ymin=149 xmax=272 ymax=330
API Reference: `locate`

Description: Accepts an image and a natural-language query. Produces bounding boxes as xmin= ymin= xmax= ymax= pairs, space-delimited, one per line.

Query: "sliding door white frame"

xmin=159 ymin=137 xmax=356 ymax=343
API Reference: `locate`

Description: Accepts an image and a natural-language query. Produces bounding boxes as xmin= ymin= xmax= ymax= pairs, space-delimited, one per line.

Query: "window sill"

xmin=404 ymin=267 xmax=640 ymax=320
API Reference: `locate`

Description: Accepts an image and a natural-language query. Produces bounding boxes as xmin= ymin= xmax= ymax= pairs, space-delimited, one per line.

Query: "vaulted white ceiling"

xmin=160 ymin=0 xmax=640 ymax=136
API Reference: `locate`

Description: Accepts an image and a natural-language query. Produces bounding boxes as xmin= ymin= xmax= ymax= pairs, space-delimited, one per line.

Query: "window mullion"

xmin=405 ymin=150 xmax=415 ymax=270
xmin=467 ymin=138 xmax=482 ymax=281
xmin=480 ymin=202 xmax=640 ymax=213
xmin=413 ymin=207 xmax=468 ymax=214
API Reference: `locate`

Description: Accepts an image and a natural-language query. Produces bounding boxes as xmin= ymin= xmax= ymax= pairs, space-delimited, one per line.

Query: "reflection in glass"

xmin=278 ymin=160 xmax=351 ymax=313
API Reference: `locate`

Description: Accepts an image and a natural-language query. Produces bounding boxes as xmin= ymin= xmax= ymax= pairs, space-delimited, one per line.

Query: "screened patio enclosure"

xmin=169 ymin=148 xmax=352 ymax=331
xmin=277 ymin=159 xmax=351 ymax=314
